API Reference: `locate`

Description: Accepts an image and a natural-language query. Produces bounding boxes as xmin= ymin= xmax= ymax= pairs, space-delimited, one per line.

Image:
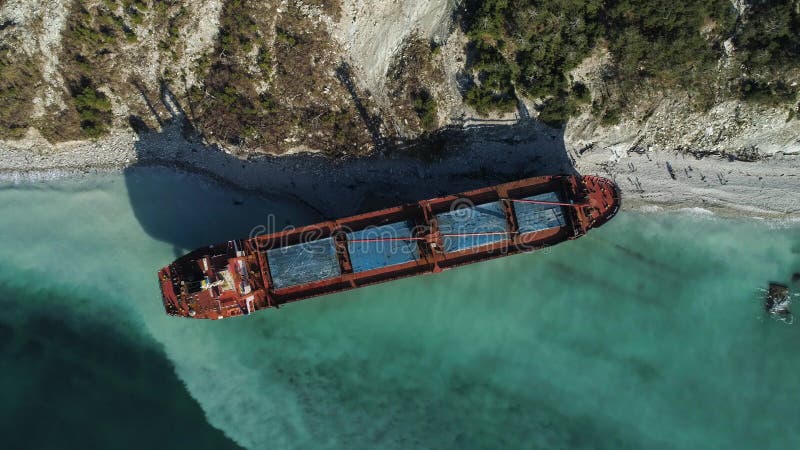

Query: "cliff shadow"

xmin=124 ymin=83 xmax=576 ymax=254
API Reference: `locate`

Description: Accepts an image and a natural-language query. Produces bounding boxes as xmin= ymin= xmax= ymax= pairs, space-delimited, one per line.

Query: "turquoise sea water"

xmin=1 ymin=168 xmax=799 ymax=449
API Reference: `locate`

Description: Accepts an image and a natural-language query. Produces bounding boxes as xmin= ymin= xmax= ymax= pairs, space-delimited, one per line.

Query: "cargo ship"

xmin=158 ymin=175 xmax=620 ymax=319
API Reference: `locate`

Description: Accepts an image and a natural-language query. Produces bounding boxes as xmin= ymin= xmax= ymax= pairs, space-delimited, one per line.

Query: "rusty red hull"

xmin=158 ymin=175 xmax=620 ymax=319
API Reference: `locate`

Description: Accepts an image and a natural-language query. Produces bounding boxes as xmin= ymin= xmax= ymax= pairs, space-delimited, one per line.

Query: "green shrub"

xmin=460 ymin=0 xmax=800 ymax=122
xmin=73 ymin=84 xmax=113 ymax=137
xmin=462 ymin=0 xmax=603 ymax=113
xmin=605 ymin=0 xmax=735 ymax=86
xmin=257 ymin=47 xmax=272 ymax=73
xmin=188 ymin=0 xmax=282 ymax=146
xmin=571 ymin=82 xmax=591 ymax=104
xmin=128 ymin=8 xmax=144 ymax=26
xmin=412 ymin=89 xmax=438 ymax=131
xmin=464 ymin=43 xmax=517 ymax=113
xmin=275 ymin=28 xmax=297 ymax=47
xmin=734 ymin=2 xmax=800 ymax=69
xmin=732 ymin=3 xmax=800 ymax=105
xmin=536 ymin=83 xmax=590 ymax=127
xmin=536 ymin=95 xmax=573 ymax=127
xmin=0 ymin=47 xmax=41 ymax=139
xmin=738 ymin=79 xmax=797 ymax=105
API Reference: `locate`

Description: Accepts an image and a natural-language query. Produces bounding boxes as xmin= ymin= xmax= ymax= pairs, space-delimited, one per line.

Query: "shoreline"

xmin=2 ymin=120 xmax=799 ymax=220
xmin=2 ymin=162 xmax=795 ymax=222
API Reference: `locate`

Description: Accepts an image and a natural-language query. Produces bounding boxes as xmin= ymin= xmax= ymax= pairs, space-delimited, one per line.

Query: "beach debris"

xmin=764 ymin=283 xmax=793 ymax=324
xmin=666 ymin=161 xmax=677 ymax=180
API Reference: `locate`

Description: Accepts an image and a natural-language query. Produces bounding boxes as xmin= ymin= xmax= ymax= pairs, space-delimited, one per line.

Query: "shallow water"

xmin=1 ymin=169 xmax=799 ymax=449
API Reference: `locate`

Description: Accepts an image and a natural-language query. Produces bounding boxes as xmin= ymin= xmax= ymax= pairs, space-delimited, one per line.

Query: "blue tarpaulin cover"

xmin=346 ymin=221 xmax=420 ymax=273
xmin=436 ymin=201 xmax=508 ymax=252
xmin=266 ymin=238 xmax=341 ymax=289
xmin=514 ymin=192 xmax=566 ymax=234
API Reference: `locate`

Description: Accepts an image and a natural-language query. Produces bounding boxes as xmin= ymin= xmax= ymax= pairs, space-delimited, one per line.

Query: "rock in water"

xmin=765 ymin=283 xmax=792 ymax=323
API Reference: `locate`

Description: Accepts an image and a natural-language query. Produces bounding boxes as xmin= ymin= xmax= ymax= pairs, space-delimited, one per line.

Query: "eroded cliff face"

xmin=0 ymin=0 xmax=451 ymax=153
xmin=563 ymin=45 xmax=800 ymax=161
xmin=0 ymin=0 xmax=798 ymax=159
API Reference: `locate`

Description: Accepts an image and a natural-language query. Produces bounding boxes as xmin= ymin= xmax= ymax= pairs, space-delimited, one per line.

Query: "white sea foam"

xmin=0 ymin=166 xmax=131 ymax=185
xmin=677 ymin=206 xmax=716 ymax=216
xmin=638 ymin=205 xmax=663 ymax=213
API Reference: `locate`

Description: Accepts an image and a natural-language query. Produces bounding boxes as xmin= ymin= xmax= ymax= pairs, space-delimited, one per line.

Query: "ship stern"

xmin=158 ymin=265 xmax=185 ymax=317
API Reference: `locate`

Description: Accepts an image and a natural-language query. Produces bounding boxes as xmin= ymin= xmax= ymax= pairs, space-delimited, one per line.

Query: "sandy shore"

xmin=1 ymin=119 xmax=799 ymax=220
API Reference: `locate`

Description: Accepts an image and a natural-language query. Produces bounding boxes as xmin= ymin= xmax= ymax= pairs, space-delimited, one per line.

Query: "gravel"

xmin=2 ymin=117 xmax=798 ymax=220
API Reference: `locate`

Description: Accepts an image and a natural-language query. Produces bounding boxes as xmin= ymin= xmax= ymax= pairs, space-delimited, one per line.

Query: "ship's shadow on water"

xmin=124 ymin=84 xmax=576 ymax=253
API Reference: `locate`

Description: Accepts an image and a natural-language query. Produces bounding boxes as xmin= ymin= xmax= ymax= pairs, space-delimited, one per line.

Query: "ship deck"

xmin=159 ymin=175 xmax=619 ymax=319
